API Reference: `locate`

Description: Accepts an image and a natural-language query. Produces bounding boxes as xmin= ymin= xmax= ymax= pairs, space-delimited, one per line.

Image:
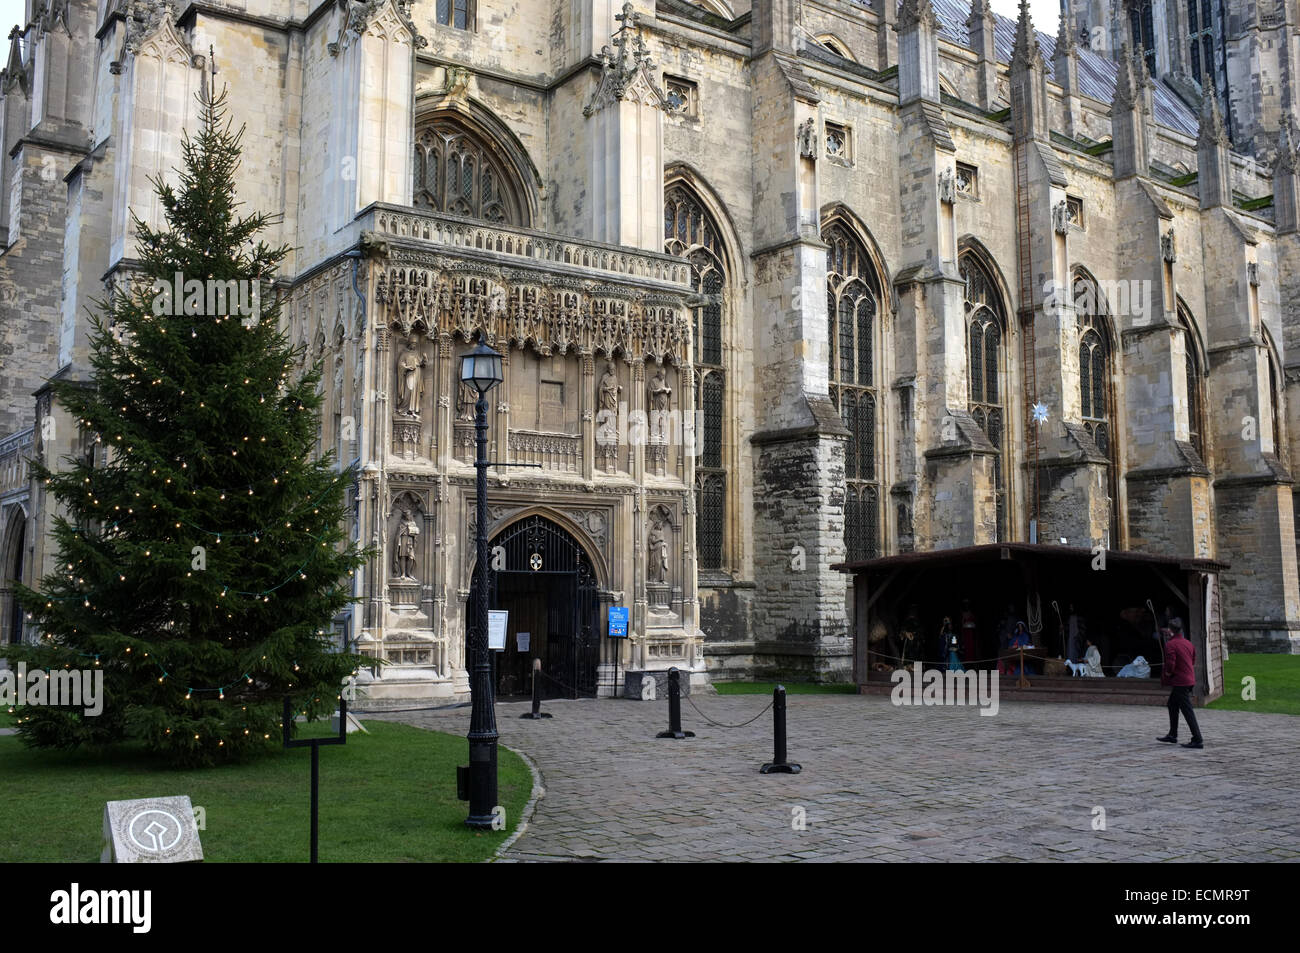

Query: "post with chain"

xmin=759 ymin=685 xmax=801 ymax=774
xmin=655 ymin=667 xmax=694 ymax=739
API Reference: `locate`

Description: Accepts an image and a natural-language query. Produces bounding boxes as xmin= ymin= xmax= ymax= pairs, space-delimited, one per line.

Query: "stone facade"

xmin=1 ymin=0 xmax=1298 ymax=701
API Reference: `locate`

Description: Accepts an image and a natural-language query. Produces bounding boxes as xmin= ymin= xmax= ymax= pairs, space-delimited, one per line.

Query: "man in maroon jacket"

xmin=1157 ymin=618 xmax=1204 ymax=749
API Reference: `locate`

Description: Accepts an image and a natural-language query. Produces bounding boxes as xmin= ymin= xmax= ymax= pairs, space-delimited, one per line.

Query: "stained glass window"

xmin=666 ymin=185 xmax=728 ymax=570
xmin=413 ymin=116 xmax=526 ymax=224
xmin=1185 ymin=341 xmax=1203 ymax=456
xmin=1075 ymin=271 xmax=1119 ymax=544
xmin=962 ymin=254 xmax=1008 ymax=542
xmin=825 ymin=220 xmax=881 ymax=560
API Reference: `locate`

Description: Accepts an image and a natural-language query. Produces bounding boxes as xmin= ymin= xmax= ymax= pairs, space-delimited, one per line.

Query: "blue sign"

xmin=608 ymin=606 xmax=629 ymax=639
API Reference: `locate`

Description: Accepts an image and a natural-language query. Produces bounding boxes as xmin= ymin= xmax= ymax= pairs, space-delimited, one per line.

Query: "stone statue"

xmin=797 ymin=118 xmax=816 ymax=159
xmin=648 ymin=366 xmax=672 ymax=437
xmin=599 ymin=362 xmax=622 ymax=413
xmin=395 ymin=335 xmax=427 ymax=418
xmin=457 ymin=380 xmax=478 ymax=421
xmin=393 ymin=506 xmax=419 ymax=578
xmin=648 ymin=519 xmax=669 ymax=584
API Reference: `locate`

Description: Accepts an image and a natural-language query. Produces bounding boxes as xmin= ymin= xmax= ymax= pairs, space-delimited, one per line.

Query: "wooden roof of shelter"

xmin=834 ymin=543 xmax=1228 ymax=576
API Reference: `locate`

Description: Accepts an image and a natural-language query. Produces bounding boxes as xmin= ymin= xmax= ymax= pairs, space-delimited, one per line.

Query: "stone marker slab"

xmin=332 ymin=710 xmax=368 ymax=734
xmin=102 ymin=796 xmax=204 ymax=863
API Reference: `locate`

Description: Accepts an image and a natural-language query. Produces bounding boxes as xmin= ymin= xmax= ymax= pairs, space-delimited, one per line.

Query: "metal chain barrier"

xmin=535 ymin=667 xmax=601 ymax=700
xmin=682 ymin=693 xmax=775 ymax=729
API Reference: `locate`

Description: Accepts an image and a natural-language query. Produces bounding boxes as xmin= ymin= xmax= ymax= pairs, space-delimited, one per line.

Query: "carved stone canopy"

xmin=584 ymin=2 xmax=668 ymax=116
xmin=375 ymin=264 xmax=690 ymax=364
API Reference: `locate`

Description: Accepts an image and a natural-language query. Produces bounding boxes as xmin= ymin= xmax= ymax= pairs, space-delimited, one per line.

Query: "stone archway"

xmin=0 ymin=509 xmax=26 ymax=645
xmin=468 ymin=513 xmax=601 ymax=699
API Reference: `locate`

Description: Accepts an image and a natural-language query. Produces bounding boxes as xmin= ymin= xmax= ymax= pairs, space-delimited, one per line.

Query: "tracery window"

xmin=665 ymin=185 xmax=727 ymax=570
xmin=825 ymin=221 xmax=881 ymax=561
xmin=1128 ymin=0 xmax=1157 ymax=76
xmin=413 ymin=116 xmax=527 ymax=225
xmin=1075 ymin=272 xmax=1119 ymax=544
xmin=963 ymin=254 xmax=1008 ymax=542
xmin=1187 ymin=0 xmax=1219 ymax=93
xmin=435 ymin=0 xmax=473 ymax=30
xmin=1265 ymin=329 xmax=1284 ymax=464
xmin=1178 ymin=305 xmax=1206 ymax=459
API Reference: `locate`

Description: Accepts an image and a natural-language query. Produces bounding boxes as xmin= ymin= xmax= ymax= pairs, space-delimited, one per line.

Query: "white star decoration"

xmin=1032 ymin=403 xmax=1049 ymax=424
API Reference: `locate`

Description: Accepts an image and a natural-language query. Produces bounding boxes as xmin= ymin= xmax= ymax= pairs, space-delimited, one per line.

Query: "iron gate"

xmin=469 ymin=514 xmax=600 ymax=699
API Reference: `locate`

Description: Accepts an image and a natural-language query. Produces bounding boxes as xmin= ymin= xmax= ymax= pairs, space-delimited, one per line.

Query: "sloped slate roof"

xmin=849 ymin=0 xmax=1199 ymax=137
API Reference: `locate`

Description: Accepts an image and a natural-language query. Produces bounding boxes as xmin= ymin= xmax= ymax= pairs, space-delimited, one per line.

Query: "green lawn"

xmin=0 ymin=720 xmax=531 ymax=862
xmin=714 ymin=681 xmax=856 ymax=696
xmin=1209 ymin=653 xmax=1300 ymax=716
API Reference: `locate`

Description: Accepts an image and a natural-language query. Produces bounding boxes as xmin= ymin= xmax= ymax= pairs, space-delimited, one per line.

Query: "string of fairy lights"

xmin=11 ymin=285 xmax=360 ymax=743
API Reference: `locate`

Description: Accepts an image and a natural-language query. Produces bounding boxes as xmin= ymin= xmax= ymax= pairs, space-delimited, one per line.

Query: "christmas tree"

xmin=7 ymin=83 xmax=368 ymax=767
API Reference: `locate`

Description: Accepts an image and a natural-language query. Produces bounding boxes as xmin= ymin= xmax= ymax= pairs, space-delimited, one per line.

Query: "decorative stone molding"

xmin=328 ymin=0 xmax=427 ymax=57
xmin=937 ymin=169 xmax=956 ymax=205
xmin=373 ymin=263 xmax=690 ymax=364
xmin=1276 ymin=117 xmax=1298 ymax=174
xmin=584 ymin=3 xmax=667 ymax=117
xmin=899 ymin=0 xmax=939 ymax=32
xmin=110 ymin=0 xmax=199 ymax=74
xmin=797 ymin=118 xmax=817 ymax=159
xmin=1052 ymin=199 xmax=1069 ymax=235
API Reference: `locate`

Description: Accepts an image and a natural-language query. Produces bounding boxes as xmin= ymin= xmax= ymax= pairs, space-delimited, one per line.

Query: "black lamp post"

xmin=461 ymin=338 xmax=504 ymax=829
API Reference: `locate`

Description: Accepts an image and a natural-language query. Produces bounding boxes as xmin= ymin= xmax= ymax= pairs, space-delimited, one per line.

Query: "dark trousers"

xmin=1166 ymin=685 xmax=1203 ymax=741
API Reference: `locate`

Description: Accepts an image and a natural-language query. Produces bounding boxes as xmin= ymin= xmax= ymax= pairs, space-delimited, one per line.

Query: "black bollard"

xmin=760 ymin=685 xmax=801 ymax=774
xmin=655 ymin=667 xmax=695 ymax=739
xmin=520 ymin=658 xmax=553 ymax=719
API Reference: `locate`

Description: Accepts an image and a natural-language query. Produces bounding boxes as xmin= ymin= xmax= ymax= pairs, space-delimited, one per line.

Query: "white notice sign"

xmin=488 ymin=610 xmax=508 ymax=651
xmin=517 ymin=631 xmax=530 ymax=653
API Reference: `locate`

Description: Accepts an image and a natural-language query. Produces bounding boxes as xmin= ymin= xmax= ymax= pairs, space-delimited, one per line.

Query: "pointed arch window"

xmin=1178 ymin=305 xmax=1207 ymax=459
xmin=1075 ymin=272 xmax=1119 ymax=543
xmin=1187 ymin=0 xmax=1219 ymax=93
xmin=413 ymin=115 xmax=526 ymax=225
xmin=962 ymin=254 xmax=1008 ymax=542
xmin=1128 ymin=0 xmax=1157 ymax=75
xmin=665 ymin=185 xmax=727 ymax=570
xmin=1265 ymin=329 xmax=1285 ymax=464
xmin=825 ymin=220 xmax=881 ymax=561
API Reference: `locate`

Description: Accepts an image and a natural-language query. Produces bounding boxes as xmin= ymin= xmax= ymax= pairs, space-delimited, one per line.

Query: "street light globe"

xmin=460 ymin=340 xmax=504 ymax=394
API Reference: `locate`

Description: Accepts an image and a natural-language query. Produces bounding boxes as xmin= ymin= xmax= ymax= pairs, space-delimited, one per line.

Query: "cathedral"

xmin=1 ymin=0 xmax=1298 ymax=704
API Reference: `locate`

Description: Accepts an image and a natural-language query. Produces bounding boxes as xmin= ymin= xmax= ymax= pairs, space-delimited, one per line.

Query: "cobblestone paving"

xmin=372 ymin=694 xmax=1300 ymax=862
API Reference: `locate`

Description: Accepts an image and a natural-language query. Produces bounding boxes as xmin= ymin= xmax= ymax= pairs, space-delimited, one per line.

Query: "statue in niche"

xmin=599 ymin=362 xmax=622 ymax=413
xmin=457 ymin=380 xmax=478 ymax=422
xmin=395 ymin=335 xmax=427 ymax=418
xmin=648 ymin=365 xmax=672 ymax=438
xmin=393 ymin=506 xmax=420 ymax=579
xmin=648 ymin=517 xmax=669 ymax=584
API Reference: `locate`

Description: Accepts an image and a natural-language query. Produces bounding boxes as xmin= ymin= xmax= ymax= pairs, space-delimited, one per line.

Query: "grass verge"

xmin=0 ymin=720 xmax=530 ymax=862
xmin=1208 ymin=653 xmax=1300 ymax=716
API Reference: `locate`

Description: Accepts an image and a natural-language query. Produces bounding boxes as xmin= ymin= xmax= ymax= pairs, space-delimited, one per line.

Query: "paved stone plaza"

xmin=378 ymin=694 xmax=1299 ymax=862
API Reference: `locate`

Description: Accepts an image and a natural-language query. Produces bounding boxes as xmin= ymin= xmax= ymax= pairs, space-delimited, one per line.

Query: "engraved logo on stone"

xmin=127 ymin=809 xmax=185 ymax=854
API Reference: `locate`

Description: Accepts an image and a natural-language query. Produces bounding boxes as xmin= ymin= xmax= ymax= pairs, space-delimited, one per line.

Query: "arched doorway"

xmin=1 ymin=516 xmax=24 ymax=645
xmin=468 ymin=514 xmax=600 ymax=699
